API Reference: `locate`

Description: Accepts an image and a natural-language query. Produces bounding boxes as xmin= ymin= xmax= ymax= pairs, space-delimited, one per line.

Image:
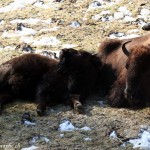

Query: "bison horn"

xmin=122 ymin=40 xmax=132 ymax=57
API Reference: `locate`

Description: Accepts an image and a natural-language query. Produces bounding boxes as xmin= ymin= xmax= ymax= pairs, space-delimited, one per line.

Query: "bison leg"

xmin=108 ymin=71 xmax=130 ymax=108
xmin=70 ymin=94 xmax=84 ymax=114
xmin=36 ymin=102 xmax=46 ymax=116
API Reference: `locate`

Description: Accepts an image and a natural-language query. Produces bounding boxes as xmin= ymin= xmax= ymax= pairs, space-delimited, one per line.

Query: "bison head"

xmin=122 ymin=41 xmax=150 ymax=107
xmin=57 ymin=48 xmax=102 ymax=94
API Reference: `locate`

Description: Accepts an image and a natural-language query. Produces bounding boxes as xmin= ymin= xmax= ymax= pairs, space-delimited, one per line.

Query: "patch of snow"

xmin=92 ymin=14 xmax=101 ymax=21
xmin=137 ymin=19 xmax=146 ymax=26
xmin=24 ymin=120 xmax=36 ymax=126
xmin=2 ymin=27 xmax=37 ymax=38
xmin=118 ymin=6 xmax=132 ymax=16
xmin=114 ymin=12 xmax=124 ymax=20
xmin=3 ymin=46 xmax=16 ymax=50
xmin=30 ymin=136 xmax=50 ymax=144
xmin=80 ymin=126 xmax=92 ymax=131
xmin=123 ymin=16 xmax=136 ymax=22
xmin=59 ymin=120 xmax=92 ymax=132
xmin=0 ymin=0 xmax=36 ymax=13
xmin=10 ymin=18 xmax=41 ymax=24
xmin=119 ymin=34 xmax=140 ymax=39
xmin=33 ymin=1 xmax=60 ymax=9
xmin=20 ymin=36 xmax=34 ymax=44
xmin=129 ymin=130 xmax=150 ymax=149
xmin=140 ymin=9 xmax=150 ymax=16
xmin=62 ymin=44 xmax=77 ymax=49
xmin=109 ymin=131 xmax=117 ymax=139
xmin=127 ymin=29 xmax=139 ymax=33
xmin=84 ymin=137 xmax=92 ymax=141
xmin=21 ymin=145 xmax=38 ymax=150
xmin=32 ymin=36 xmax=61 ymax=46
xmin=60 ymin=134 xmax=64 ymax=137
xmin=59 ymin=120 xmax=77 ymax=131
xmin=42 ymin=19 xmax=54 ymax=24
xmin=0 ymin=20 xmax=4 ymax=25
xmin=70 ymin=21 xmax=80 ymax=27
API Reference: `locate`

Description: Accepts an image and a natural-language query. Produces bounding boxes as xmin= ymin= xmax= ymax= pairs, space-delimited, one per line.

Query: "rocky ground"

xmin=0 ymin=0 xmax=150 ymax=149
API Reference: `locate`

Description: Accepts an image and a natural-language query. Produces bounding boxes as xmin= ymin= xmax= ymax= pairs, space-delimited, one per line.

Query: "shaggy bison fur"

xmin=0 ymin=54 xmax=69 ymax=116
xmin=57 ymin=48 xmax=102 ymax=112
xmin=98 ymin=34 xmax=150 ymax=108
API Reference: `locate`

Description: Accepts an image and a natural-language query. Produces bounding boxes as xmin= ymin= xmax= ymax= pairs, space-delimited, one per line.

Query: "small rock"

xmin=89 ymin=1 xmax=101 ymax=9
xmin=142 ymin=23 xmax=150 ymax=31
xmin=16 ymin=23 xmax=25 ymax=31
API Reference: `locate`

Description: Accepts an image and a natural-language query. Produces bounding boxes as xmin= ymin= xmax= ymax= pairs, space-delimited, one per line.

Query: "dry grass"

xmin=0 ymin=0 xmax=150 ymax=149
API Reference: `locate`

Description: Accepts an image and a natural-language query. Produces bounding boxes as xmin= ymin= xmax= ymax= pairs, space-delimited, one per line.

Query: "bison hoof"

xmin=74 ymin=102 xmax=84 ymax=114
xmin=36 ymin=109 xmax=45 ymax=116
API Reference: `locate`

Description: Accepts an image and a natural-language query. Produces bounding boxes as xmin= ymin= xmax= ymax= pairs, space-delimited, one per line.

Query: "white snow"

xmin=23 ymin=120 xmax=36 ymax=126
xmin=60 ymin=134 xmax=64 ymax=137
xmin=59 ymin=120 xmax=77 ymax=131
xmin=10 ymin=18 xmax=41 ymax=24
xmin=118 ymin=6 xmax=132 ymax=16
xmin=84 ymin=137 xmax=92 ymax=141
xmin=123 ymin=16 xmax=136 ymax=22
xmin=20 ymin=36 xmax=34 ymax=44
xmin=109 ymin=32 xmax=139 ymax=39
xmin=32 ymin=36 xmax=61 ymax=46
xmin=114 ymin=12 xmax=124 ymax=20
xmin=127 ymin=29 xmax=139 ymax=33
xmin=80 ymin=126 xmax=92 ymax=131
xmin=140 ymin=9 xmax=150 ymax=16
xmin=33 ymin=1 xmax=60 ymax=9
xmin=129 ymin=130 xmax=150 ymax=149
xmin=109 ymin=131 xmax=117 ymax=139
xmin=92 ymin=14 xmax=101 ymax=21
xmin=0 ymin=0 xmax=36 ymax=13
xmin=59 ymin=120 xmax=92 ymax=132
xmin=30 ymin=136 xmax=50 ymax=144
xmin=0 ymin=20 xmax=4 ymax=25
xmin=2 ymin=27 xmax=37 ymax=38
xmin=21 ymin=146 xmax=38 ymax=150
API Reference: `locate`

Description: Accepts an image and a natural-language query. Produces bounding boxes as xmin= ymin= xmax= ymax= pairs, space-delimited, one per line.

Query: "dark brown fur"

xmin=98 ymin=34 xmax=150 ymax=107
xmin=0 ymin=54 xmax=69 ymax=116
xmin=57 ymin=49 xmax=102 ymax=111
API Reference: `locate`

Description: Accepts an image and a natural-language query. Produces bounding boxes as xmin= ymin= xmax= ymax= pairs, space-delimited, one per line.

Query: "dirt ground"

xmin=0 ymin=0 xmax=150 ymax=149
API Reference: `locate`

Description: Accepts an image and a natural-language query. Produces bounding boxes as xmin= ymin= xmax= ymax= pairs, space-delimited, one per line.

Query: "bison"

xmin=98 ymin=34 xmax=150 ymax=108
xmin=57 ymin=48 xmax=102 ymax=112
xmin=0 ymin=53 xmax=70 ymax=116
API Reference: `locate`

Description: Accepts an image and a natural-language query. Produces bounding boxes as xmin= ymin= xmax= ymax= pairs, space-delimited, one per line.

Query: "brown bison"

xmin=0 ymin=54 xmax=70 ymax=116
xmin=57 ymin=48 xmax=102 ymax=112
xmin=98 ymin=34 xmax=150 ymax=108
